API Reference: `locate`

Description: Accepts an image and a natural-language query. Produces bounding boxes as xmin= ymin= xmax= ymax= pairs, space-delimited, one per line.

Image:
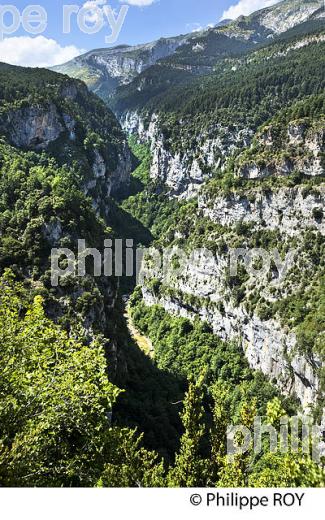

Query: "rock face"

xmin=258 ymin=0 xmax=324 ymax=34
xmin=1 ymin=83 xmax=82 ymax=150
xmin=5 ymin=104 xmax=65 ymax=150
xmin=200 ymin=185 xmax=325 ymax=237
xmin=90 ymin=38 xmax=187 ymax=83
xmin=85 ymin=142 xmax=132 ymax=211
xmin=143 ymin=289 xmax=320 ymax=410
xmin=141 ymin=243 xmax=321 ymax=410
xmin=53 ymin=37 xmax=189 ymax=99
xmin=122 ymin=111 xmax=253 ymax=197
xmin=0 ymin=95 xmax=131 ymax=204
xmin=110 ymin=141 xmax=132 ymax=195
xmin=238 ymin=121 xmax=325 ymax=180
xmin=221 ymin=0 xmax=323 ymax=41
xmin=139 ymin=183 xmax=324 ymax=410
xmin=122 ymin=104 xmax=325 ymax=196
xmin=122 ymin=110 xmax=324 ymax=198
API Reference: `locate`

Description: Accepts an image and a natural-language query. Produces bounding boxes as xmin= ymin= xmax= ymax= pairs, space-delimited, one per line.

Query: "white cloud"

xmin=0 ymin=36 xmax=84 ymax=68
xmin=120 ymin=0 xmax=155 ymax=6
xmin=222 ymin=0 xmax=281 ymax=20
xmin=83 ymin=0 xmax=107 ymax=5
xmin=82 ymin=0 xmax=112 ymax=23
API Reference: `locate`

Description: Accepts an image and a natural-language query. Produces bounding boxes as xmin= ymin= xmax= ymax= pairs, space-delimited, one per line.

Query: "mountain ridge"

xmin=52 ymin=0 xmax=324 ymax=102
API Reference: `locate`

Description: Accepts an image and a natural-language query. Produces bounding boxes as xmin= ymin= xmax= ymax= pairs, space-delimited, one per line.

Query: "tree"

xmin=168 ymin=375 xmax=207 ymax=487
xmin=98 ymin=429 xmax=165 ymax=488
xmin=0 ymin=271 xmax=164 ymax=487
xmin=248 ymin=398 xmax=325 ymax=487
xmin=208 ymin=382 xmax=231 ymax=485
xmin=217 ymin=397 xmax=257 ymax=487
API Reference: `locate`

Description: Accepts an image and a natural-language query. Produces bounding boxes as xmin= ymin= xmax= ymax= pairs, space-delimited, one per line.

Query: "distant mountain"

xmin=52 ymin=36 xmax=190 ymax=101
xmin=243 ymin=0 xmax=324 ymax=35
xmin=53 ymin=0 xmax=324 ymax=102
xmin=214 ymin=19 xmax=232 ymax=28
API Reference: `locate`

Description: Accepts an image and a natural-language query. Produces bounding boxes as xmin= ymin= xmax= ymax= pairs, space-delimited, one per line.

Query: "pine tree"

xmin=98 ymin=429 xmax=166 ymax=488
xmin=217 ymin=397 xmax=257 ymax=487
xmin=168 ymin=374 xmax=207 ymax=487
xmin=208 ymin=381 xmax=230 ymax=484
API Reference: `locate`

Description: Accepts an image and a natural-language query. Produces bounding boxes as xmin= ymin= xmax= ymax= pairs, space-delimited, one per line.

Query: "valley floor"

xmin=124 ymin=302 xmax=154 ymax=358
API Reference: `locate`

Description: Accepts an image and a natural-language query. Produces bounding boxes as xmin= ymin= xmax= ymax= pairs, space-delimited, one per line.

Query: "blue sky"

xmin=0 ymin=0 xmax=281 ymax=66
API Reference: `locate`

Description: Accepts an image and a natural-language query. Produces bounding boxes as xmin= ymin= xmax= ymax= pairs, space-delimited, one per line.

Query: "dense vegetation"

xmin=0 ymin=63 xmax=126 ymax=177
xmin=120 ymin=139 xmax=181 ymax=239
xmin=129 ymin=288 xmax=298 ymax=415
xmin=0 ymin=271 xmax=165 ymax=487
xmin=113 ymin=23 xmax=324 ymax=122
xmin=150 ymin=38 xmax=325 ymax=154
xmin=1 ymin=273 xmax=323 ymax=487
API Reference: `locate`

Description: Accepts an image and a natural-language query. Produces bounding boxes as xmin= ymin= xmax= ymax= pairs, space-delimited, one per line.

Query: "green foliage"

xmin=0 ymin=271 xmax=118 ymax=486
xmin=127 ymin=136 xmax=151 ymax=184
xmin=98 ymin=429 xmax=166 ymax=488
xmin=168 ymin=379 xmax=325 ymax=488
xmin=0 ymin=272 xmax=169 ymax=487
xmin=248 ymin=452 xmax=325 ymax=487
xmin=120 ymin=138 xmax=180 ymax=240
xmin=129 ymin=291 xmax=297 ymax=417
xmin=0 ymin=63 xmax=125 ymax=174
xmin=168 ymin=375 xmax=207 ymax=487
xmin=0 ymin=142 xmax=102 ymax=269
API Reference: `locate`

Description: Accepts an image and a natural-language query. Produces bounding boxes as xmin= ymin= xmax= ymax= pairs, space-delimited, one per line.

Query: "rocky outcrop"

xmin=53 ymin=36 xmax=189 ymax=99
xmin=222 ymin=0 xmax=324 ymax=40
xmin=237 ymin=121 xmax=325 ymax=180
xmin=200 ymin=185 xmax=325 ymax=236
xmin=122 ymin=111 xmax=324 ymax=198
xmin=259 ymin=0 xmax=324 ymax=35
xmin=140 ymin=247 xmax=321 ymax=410
xmin=110 ymin=141 xmax=132 ymax=196
xmin=84 ymin=142 xmax=132 ymax=210
xmin=1 ymin=99 xmax=131 ymax=206
xmin=122 ymin=111 xmax=253 ymax=198
xmin=91 ymin=38 xmax=188 ymax=84
xmin=42 ymin=219 xmax=63 ymax=245
xmin=137 ymin=179 xmax=324 ymax=409
xmin=4 ymin=104 xmax=65 ymax=150
xmin=0 ymin=82 xmax=83 ymax=150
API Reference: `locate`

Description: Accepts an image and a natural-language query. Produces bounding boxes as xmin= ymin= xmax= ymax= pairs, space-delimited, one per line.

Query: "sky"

xmin=0 ymin=0 xmax=282 ymax=67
